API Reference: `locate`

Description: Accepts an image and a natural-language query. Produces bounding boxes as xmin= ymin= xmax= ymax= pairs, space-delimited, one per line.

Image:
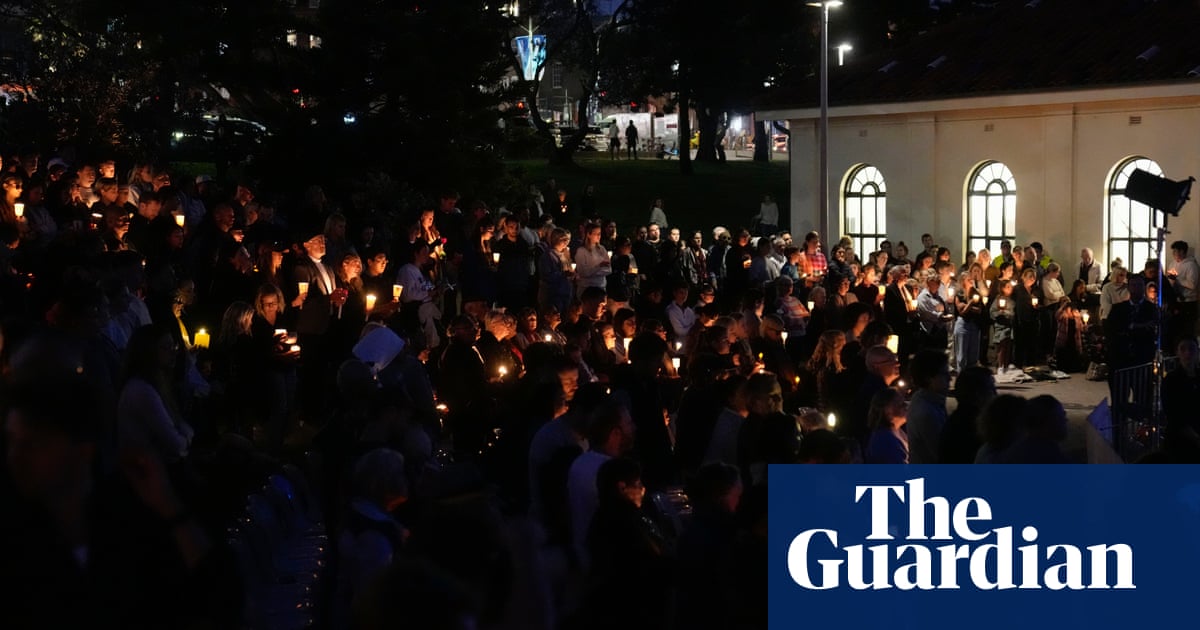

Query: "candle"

xmin=897 ymin=380 xmax=906 ymax=390
xmin=174 ymin=213 xmax=185 ymax=227
xmin=393 ymin=284 xmax=402 ymax=300
xmin=290 ymin=344 xmax=301 ymax=353
xmin=780 ymin=331 xmax=789 ymax=344
xmin=827 ymin=413 xmax=837 ymax=428
xmin=675 ymin=341 xmax=683 ymax=351
xmin=886 ymin=334 xmax=899 ymax=354
xmin=909 ymin=299 xmax=917 ymax=310
xmin=757 ymin=352 xmax=763 ymax=361
xmin=570 ymin=262 xmax=577 ymax=272
xmin=972 ymin=294 xmax=980 ymax=302
xmin=194 ymin=328 xmax=210 ymax=349
xmin=273 ymin=328 xmax=287 ymax=337
xmin=285 ymin=334 xmax=297 ymax=345
xmin=1032 ymin=297 xmax=1039 ymax=307
xmin=985 ymin=280 xmax=992 ymax=288
xmin=13 ymin=202 xmax=23 ymax=218
xmin=742 ymin=259 xmax=751 ymax=269
xmin=607 ymin=250 xmax=613 ymax=259
xmin=998 ymin=298 xmax=1007 ymax=308
xmin=947 ymin=288 xmax=956 ymax=298
xmin=544 ymin=334 xmax=553 ymax=342
xmin=794 ymin=376 xmax=801 ymax=385
xmin=365 ymin=294 xmax=377 ymax=312
xmin=297 ymin=281 xmax=309 ymax=295
xmin=624 ymin=337 xmax=633 ymax=350
xmin=671 ymin=357 xmax=681 ymax=370
xmin=807 ymin=300 xmax=815 ymax=311
xmin=878 ymin=284 xmax=886 ymax=295
xmin=630 ymin=266 xmax=639 ymax=275
xmin=1082 ymin=311 xmax=1091 ymax=324
xmin=492 ymin=252 xmax=500 ymax=264
xmin=498 ymin=366 xmax=508 ymax=377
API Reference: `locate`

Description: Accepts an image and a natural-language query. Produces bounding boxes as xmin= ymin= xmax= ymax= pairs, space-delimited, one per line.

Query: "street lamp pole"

xmin=808 ymin=1 xmax=841 ymax=242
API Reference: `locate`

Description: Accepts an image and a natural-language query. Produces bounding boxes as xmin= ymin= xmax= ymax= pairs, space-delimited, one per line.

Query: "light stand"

xmin=1124 ymin=169 xmax=1194 ymax=451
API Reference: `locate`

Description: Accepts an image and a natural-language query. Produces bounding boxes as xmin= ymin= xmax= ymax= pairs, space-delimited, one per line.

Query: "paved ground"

xmin=948 ymin=372 xmax=1122 ymax=463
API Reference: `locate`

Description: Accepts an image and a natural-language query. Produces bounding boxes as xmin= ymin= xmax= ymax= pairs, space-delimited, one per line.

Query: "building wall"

xmin=787 ymin=94 xmax=1200 ymax=267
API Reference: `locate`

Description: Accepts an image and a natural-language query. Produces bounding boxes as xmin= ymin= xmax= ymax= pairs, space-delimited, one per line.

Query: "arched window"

xmin=1107 ymin=157 xmax=1163 ymax=272
xmin=843 ymin=165 xmax=887 ymax=257
xmin=966 ymin=161 xmax=1016 ymax=257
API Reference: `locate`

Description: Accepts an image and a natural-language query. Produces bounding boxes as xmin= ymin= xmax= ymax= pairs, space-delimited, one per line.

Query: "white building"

xmin=759 ymin=0 xmax=1200 ymax=270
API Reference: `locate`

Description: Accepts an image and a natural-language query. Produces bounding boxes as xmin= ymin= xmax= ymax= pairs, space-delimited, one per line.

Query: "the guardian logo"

xmin=787 ymin=478 xmax=1135 ymax=591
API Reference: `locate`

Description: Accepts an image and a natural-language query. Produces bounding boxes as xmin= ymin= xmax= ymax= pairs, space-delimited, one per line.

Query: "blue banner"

xmin=514 ymin=34 xmax=546 ymax=81
xmin=768 ymin=465 xmax=1200 ymax=629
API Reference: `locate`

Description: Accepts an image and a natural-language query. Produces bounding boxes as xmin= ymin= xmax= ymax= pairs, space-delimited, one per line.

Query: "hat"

xmin=47 ymin=157 xmax=69 ymax=171
xmin=195 ymin=174 xmax=214 ymax=185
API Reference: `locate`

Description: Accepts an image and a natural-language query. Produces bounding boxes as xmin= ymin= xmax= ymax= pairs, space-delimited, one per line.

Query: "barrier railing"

xmin=1108 ymin=356 xmax=1175 ymax=461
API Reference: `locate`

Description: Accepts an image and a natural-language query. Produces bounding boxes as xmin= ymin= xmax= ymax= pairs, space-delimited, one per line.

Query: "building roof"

xmin=759 ymin=0 xmax=1200 ymax=114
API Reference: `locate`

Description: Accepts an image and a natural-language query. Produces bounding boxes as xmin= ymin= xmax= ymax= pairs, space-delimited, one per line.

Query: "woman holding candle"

xmin=574 ymin=222 xmax=611 ymax=298
xmin=459 ymin=216 xmax=498 ymax=313
xmin=1053 ymin=298 xmax=1086 ymax=373
xmin=396 ymin=241 xmax=443 ymax=350
xmin=512 ymin=307 xmax=542 ymax=351
xmin=990 ymin=277 xmax=1017 ymax=374
xmin=537 ymin=227 xmax=574 ymax=317
xmin=1013 ymin=267 xmax=1042 ymax=368
xmin=953 ymin=274 xmax=985 ymax=372
xmin=329 ymin=251 xmax=368 ymax=350
xmin=251 ymin=283 xmax=298 ymax=450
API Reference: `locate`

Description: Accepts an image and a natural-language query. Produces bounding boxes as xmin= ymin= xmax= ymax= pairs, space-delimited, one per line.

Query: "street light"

xmin=807 ymin=0 xmax=842 ymax=245
xmin=836 ymin=43 xmax=853 ymax=67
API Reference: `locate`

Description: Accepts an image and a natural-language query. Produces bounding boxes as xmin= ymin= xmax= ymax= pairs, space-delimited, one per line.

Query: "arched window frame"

xmin=1107 ymin=157 xmax=1163 ymax=273
xmin=843 ymin=164 xmax=887 ymax=257
xmin=966 ymin=161 xmax=1017 ymax=258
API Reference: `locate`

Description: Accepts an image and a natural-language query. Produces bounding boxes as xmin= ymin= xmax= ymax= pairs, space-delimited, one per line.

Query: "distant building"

xmin=759 ymin=0 xmax=1200 ymax=268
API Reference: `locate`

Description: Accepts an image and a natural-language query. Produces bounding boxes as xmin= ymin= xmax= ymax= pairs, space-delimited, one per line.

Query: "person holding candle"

xmin=990 ymin=277 xmax=1017 ymax=374
xmin=396 ymin=240 xmax=443 ymax=351
xmin=1013 ymin=267 xmax=1042 ymax=368
xmin=574 ymin=222 xmax=611 ymax=298
xmin=1052 ymin=297 xmax=1086 ymax=373
xmin=290 ymin=227 xmax=338 ymax=419
xmin=538 ymin=227 xmax=574 ymax=317
xmin=458 ymin=217 xmax=498 ymax=316
xmin=953 ymin=273 xmax=985 ymax=372
xmin=250 ymin=283 xmax=298 ymax=450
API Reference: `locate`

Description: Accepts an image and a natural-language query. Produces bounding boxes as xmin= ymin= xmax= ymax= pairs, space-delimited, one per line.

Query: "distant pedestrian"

xmin=608 ymin=123 xmax=621 ymax=160
xmin=754 ymin=194 xmax=779 ymax=236
xmin=625 ymin=121 xmax=639 ymax=159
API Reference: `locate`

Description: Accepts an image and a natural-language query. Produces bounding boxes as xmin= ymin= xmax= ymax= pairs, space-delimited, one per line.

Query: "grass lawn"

xmin=507 ymin=152 xmax=791 ymax=237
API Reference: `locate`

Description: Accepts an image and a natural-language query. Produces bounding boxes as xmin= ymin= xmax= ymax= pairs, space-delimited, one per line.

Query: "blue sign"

xmin=768 ymin=465 xmax=1200 ymax=629
xmin=514 ymin=34 xmax=547 ymax=81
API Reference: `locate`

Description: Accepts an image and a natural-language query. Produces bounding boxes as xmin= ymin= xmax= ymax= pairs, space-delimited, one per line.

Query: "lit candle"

xmin=671 ymin=357 xmax=681 ymax=370
xmin=807 ymin=301 xmax=815 ymax=311
xmin=174 ymin=213 xmax=185 ymax=227
xmin=273 ymin=328 xmax=287 ymax=337
xmin=998 ymin=298 xmax=1007 ymax=308
xmin=1031 ymin=297 xmax=1039 ymax=307
xmin=878 ymin=284 xmax=886 ymax=296
xmin=972 ymin=294 xmax=980 ymax=302
xmin=742 ymin=259 xmax=751 ymax=269
xmin=827 ymin=413 xmax=837 ymax=428
xmin=985 ymin=280 xmax=992 ymax=288
xmin=630 ymin=265 xmax=639 ymax=275
xmin=675 ymin=341 xmax=683 ymax=351
xmin=570 ymin=262 xmax=577 ymax=272
xmin=13 ymin=202 xmax=23 ymax=218
xmin=285 ymin=333 xmax=297 ymax=345
xmin=290 ymin=344 xmax=301 ymax=353
xmin=393 ymin=284 xmax=402 ymax=300
xmin=1082 ymin=311 xmax=1091 ymax=324
xmin=624 ymin=337 xmax=633 ymax=349
xmin=436 ymin=403 xmax=449 ymax=413
xmin=897 ymin=380 xmax=906 ymax=389
xmin=194 ymin=328 xmax=210 ymax=349
xmin=886 ymin=334 xmax=899 ymax=354
xmin=607 ymin=250 xmax=613 ymax=259
xmin=781 ymin=331 xmax=789 ymax=343
xmin=297 ymin=281 xmax=309 ymax=295
xmin=757 ymin=352 xmax=763 ymax=361
xmin=544 ymin=334 xmax=553 ymax=342
xmin=365 ymin=294 xmax=377 ymax=312
xmin=794 ymin=376 xmax=801 ymax=385
xmin=947 ymin=288 xmax=956 ymax=298
xmin=492 ymin=252 xmax=500 ymax=264
xmin=498 ymin=365 xmax=508 ymax=377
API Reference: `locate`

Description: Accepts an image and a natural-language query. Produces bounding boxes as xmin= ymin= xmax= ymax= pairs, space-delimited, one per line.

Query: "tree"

xmin=501 ymin=0 xmax=635 ymax=166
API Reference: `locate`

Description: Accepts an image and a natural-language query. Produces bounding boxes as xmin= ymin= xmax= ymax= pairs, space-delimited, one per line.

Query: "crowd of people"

xmin=0 ymin=148 xmax=1198 ymax=628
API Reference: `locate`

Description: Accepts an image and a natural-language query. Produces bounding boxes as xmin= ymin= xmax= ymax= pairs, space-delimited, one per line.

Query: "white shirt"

xmin=1042 ymin=276 xmax=1066 ymax=303
xmin=758 ymin=201 xmax=779 ymax=226
xmin=311 ymin=256 xmax=334 ymax=293
xmin=574 ymin=244 xmax=610 ymax=289
xmin=666 ymin=302 xmax=696 ymax=339
xmin=1171 ymin=256 xmax=1200 ymax=302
